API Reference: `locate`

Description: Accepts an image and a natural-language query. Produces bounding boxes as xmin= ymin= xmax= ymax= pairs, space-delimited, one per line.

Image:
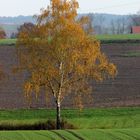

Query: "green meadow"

xmin=0 ymin=107 xmax=140 ymax=140
xmin=0 ymin=107 xmax=140 ymax=129
xmin=0 ymin=39 xmax=16 ymax=45
xmin=96 ymin=34 xmax=140 ymax=40
xmin=0 ymin=34 xmax=140 ymax=45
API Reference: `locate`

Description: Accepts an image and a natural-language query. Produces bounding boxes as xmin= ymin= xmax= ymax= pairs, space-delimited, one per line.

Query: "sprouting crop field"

xmin=0 ymin=43 xmax=140 ymax=108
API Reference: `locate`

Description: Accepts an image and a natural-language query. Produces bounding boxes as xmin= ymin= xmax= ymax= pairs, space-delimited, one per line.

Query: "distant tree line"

xmin=86 ymin=11 xmax=140 ymax=35
xmin=10 ymin=23 xmax=35 ymax=39
xmin=2 ymin=11 xmax=140 ymax=39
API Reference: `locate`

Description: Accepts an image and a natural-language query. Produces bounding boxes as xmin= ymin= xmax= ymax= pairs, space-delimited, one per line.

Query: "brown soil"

xmin=0 ymin=43 xmax=140 ymax=109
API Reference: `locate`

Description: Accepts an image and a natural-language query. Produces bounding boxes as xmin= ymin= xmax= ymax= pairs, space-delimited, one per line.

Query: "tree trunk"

xmin=56 ymin=101 xmax=61 ymax=129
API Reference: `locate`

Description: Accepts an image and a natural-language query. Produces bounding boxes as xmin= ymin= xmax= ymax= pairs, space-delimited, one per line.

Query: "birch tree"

xmin=16 ymin=0 xmax=117 ymax=129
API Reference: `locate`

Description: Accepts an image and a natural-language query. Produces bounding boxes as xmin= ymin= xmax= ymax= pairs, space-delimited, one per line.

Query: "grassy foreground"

xmin=0 ymin=128 xmax=140 ymax=140
xmin=0 ymin=107 xmax=140 ymax=139
xmin=0 ymin=107 xmax=140 ymax=129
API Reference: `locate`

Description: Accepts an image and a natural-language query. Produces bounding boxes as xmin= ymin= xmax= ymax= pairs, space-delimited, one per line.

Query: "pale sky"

xmin=0 ymin=0 xmax=140 ymax=17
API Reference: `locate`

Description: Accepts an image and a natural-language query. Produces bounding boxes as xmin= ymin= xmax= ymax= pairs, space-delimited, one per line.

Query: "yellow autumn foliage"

xmin=16 ymin=0 xmax=117 ymax=119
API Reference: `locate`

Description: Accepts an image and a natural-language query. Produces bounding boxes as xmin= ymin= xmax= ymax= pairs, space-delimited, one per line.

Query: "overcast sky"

xmin=0 ymin=0 xmax=140 ymax=17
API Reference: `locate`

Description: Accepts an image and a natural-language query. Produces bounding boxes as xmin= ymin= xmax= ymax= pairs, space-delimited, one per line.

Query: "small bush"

xmin=0 ymin=119 xmax=75 ymax=130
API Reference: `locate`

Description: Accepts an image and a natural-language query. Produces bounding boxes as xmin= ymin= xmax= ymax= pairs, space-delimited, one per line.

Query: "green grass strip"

xmin=0 ymin=39 xmax=16 ymax=45
xmin=0 ymin=107 xmax=140 ymax=129
xmin=96 ymin=34 xmax=140 ymax=40
xmin=0 ymin=34 xmax=140 ymax=45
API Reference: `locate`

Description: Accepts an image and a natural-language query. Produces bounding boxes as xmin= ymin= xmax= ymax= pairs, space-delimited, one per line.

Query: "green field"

xmin=0 ymin=34 xmax=140 ymax=45
xmin=0 ymin=107 xmax=140 ymax=129
xmin=0 ymin=107 xmax=140 ymax=139
xmin=0 ymin=128 xmax=140 ymax=140
xmin=96 ymin=34 xmax=140 ymax=40
xmin=0 ymin=39 xmax=16 ymax=45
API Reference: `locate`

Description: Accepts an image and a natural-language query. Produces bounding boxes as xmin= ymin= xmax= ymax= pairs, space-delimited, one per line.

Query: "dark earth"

xmin=0 ymin=43 xmax=140 ymax=109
